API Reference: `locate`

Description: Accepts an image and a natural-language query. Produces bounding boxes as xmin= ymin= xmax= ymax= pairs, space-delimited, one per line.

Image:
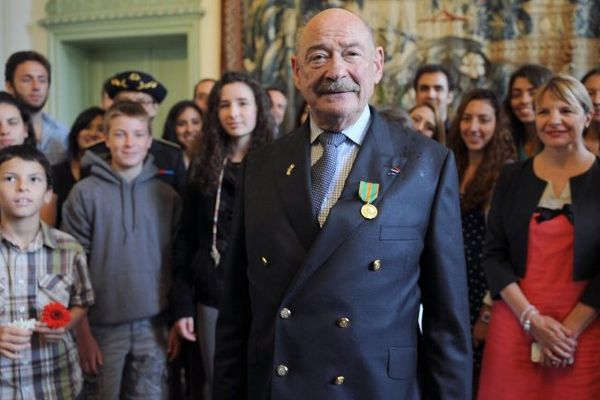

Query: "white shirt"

xmin=310 ymin=106 xmax=371 ymax=226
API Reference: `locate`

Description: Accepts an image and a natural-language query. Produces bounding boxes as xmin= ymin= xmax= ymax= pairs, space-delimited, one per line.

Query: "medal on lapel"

xmin=358 ymin=181 xmax=379 ymax=220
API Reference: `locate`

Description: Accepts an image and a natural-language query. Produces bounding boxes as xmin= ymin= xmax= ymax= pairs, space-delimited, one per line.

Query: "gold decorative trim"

xmin=42 ymin=0 xmax=203 ymax=26
xmin=221 ymin=0 xmax=244 ymax=72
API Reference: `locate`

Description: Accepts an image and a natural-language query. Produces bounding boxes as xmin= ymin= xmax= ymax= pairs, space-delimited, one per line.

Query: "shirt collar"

xmin=310 ymin=106 xmax=371 ymax=146
xmin=0 ymin=222 xmax=57 ymax=252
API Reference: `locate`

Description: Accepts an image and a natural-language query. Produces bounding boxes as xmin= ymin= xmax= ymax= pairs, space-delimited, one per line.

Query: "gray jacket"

xmin=61 ymin=151 xmax=181 ymax=325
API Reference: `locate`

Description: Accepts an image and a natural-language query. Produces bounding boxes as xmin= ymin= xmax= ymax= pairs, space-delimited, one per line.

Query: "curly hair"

xmin=504 ymin=64 xmax=553 ymax=152
xmin=188 ymin=71 xmax=275 ymax=194
xmin=449 ymin=89 xmax=517 ymax=213
xmin=162 ymin=100 xmax=203 ymax=149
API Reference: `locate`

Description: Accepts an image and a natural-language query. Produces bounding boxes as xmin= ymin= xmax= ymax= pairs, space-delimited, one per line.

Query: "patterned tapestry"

xmin=231 ymin=0 xmax=600 ymax=127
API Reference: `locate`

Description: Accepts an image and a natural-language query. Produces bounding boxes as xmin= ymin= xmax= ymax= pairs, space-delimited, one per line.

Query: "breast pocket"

xmin=38 ymin=274 xmax=72 ymax=307
xmin=379 ymin=225 xmax=421 ymax=241
xmin=387 ymin=346 xmax=417 ymax=380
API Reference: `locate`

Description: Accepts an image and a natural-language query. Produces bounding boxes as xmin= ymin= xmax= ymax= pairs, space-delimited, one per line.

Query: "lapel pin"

xmin=387 ymin=166 xmax=401 ymax=176
xmin=286 ymin=163 xmax=295 ymax=176
xmin=358 ymin=180 xmax=380 ymax=220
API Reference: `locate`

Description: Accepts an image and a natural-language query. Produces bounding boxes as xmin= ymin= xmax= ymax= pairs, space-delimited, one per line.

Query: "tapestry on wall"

xmin=225 ymin=0 xmax=599 ymax=127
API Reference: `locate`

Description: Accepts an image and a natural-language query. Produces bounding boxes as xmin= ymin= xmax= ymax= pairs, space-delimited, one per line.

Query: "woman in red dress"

xmin=479 ymin=75 xmax=600 ymax=400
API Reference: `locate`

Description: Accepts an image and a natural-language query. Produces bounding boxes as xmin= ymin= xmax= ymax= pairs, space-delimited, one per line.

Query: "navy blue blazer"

xmin=213 ymin=109 xmax=472 ymax=400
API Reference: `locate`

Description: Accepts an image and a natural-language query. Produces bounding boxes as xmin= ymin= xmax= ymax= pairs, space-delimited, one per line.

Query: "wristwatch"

xmin=480 ymin=310 xmax=492 ymax=324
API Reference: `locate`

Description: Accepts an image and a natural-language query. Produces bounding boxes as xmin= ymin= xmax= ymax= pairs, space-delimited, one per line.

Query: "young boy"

xmin=61 ymin=101 xmax=181 ymax=399
xmin=0 ymin=145 xmax=94 ymax=399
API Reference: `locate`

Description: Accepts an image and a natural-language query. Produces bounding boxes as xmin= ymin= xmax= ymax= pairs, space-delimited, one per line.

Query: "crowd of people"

xmin=0 ymin=6 xmax=598 ymax=400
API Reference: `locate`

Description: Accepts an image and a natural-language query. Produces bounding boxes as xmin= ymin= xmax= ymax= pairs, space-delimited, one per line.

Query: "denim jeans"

xmin=83 ymin=316 xmax=168 ymax=399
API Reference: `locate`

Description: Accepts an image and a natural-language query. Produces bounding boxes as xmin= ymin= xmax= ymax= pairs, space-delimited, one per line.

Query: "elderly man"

xmin=214 ymin=8 xmax=472 ymax=400
xmin=193 ymin=78 xmax=216 ymax=112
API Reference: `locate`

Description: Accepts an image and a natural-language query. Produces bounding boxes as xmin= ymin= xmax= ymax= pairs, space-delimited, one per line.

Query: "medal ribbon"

xmin=358 ymin=181 xmax=379 ymax=204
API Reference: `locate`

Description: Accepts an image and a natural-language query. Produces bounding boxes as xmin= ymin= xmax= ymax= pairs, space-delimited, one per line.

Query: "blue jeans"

xmin=83 ymin=317 xmax=168 ymax=399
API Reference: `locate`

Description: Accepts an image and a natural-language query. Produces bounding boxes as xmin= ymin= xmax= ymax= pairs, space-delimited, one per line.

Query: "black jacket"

xmin=484 ymin=157 xmax=600 ymax=310
xmin=170 ymin=163 xmax=241 ymax=317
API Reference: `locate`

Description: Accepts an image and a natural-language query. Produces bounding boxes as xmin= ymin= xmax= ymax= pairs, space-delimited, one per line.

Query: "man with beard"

xmin=213 ymin=8 xmax=472 ymax=400
xmin=413 ymin=64 xmax=455 ymax=131
xmin=4 ymin=51 xmax=68 ymax=164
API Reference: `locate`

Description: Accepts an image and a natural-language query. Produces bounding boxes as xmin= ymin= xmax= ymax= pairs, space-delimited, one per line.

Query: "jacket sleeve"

xmin=60 ymin=185 xmax=92 ymax=255
xmin=173 ymin=150 xmax=187 ymax=195
xmin=419 ymin=150 xmax=473 ymax=399
xmin=213 ymin=161 xmax=250 ymax=400
xmin=581 ymin=272 xmax=600 ymax=311
xmin=482 ymin=166 xmax=521 ymax=297
xmin=169 ymin=182 xmax=200 ymax=322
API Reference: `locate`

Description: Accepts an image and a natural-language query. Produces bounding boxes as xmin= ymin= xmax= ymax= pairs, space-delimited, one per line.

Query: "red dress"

xmin=478 ymin=213 xmax=600 ymax=400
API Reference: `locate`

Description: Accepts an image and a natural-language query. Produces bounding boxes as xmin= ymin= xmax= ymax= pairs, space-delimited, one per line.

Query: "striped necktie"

xmin=311 ymin=131 xmax=346 ymax=217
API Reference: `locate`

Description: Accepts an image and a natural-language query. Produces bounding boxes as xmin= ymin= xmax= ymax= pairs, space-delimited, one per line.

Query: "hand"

xmin=35 ymin=323 xmax=67 ymax=343
xmin=174 ymin=317 xmax=196 ymax=342
xmin=473 ymin=306 xmax=490 ymax=348
xmin=539 ymin=343 xmax=573 ymax=368
xmin=529 ymin=313 xmax=577 ymax=364
xmin=167 ymin=326 xmax=181 ymax=362
xmin=0 ymin=325 xmax=33 ymax=359
xmin=76 ymin=329 xmax=103 ymax=375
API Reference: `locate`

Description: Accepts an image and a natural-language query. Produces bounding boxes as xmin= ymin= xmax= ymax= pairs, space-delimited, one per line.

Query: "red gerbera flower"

xmin=41 ymin=302 xmax=71 ymax=329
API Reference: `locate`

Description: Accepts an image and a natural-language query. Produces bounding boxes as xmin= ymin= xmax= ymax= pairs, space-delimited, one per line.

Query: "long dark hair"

xmin=450 ymin=89 xmax=516 ymax=213
xmin=67 ymin=106 xmax=105 ymax=160
xmin=0 ymin=91 xmax=36 ymax=147
xmin=162 ymin=100 xmax=203 ymax=149
xmin=582 ymin=67 xmax=600 ymax=146
xmin=188 ymin=71 xmax=275 ymax=194
xmin=503 ymin=64 xmax=553 ymax=150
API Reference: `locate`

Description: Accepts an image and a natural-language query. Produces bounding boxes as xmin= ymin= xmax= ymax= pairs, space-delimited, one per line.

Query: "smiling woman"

xmin=448 ymin=89 xmax=515 ymax=392
xmin=504 ymin=65 xmax=553 ymax=160
xmin=170 ymin=71 xmax=274 ymax=398
xmin=162 ymin=101 xmax=204 ymax=169
xmin=479 ymin=76 xmax=600 ymax=400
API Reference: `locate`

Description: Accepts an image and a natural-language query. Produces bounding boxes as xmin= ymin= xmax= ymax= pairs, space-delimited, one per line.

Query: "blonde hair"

xmin=535 ymin=74 xmax=593 ymax=115
xmin=104 ymin=101 xmax=151 ymax=135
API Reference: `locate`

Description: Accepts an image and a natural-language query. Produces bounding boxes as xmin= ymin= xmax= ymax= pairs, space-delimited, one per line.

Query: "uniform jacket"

xmin=484 ymin=158 xmax=600 ymax=310
xmin=213 ymin=109 xmax=472 ymax=400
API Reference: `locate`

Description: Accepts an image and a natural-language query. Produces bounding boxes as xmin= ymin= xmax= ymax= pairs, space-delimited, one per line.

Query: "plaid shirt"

xmin=0 ymin=223 xmax=94 ymax=399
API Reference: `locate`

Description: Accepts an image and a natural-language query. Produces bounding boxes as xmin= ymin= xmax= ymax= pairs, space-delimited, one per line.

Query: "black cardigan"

xmin=483 ymin=157 xmax=600 ymax=310
xmin=170 ymin=162 xmax=241 ymax=319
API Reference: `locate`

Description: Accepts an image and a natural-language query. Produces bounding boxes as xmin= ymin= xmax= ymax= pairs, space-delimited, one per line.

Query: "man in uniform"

xmin=88 ymin=70 xmax=185 ymax=193
xmin=213 ymin=8 xmax=472 ymax=400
